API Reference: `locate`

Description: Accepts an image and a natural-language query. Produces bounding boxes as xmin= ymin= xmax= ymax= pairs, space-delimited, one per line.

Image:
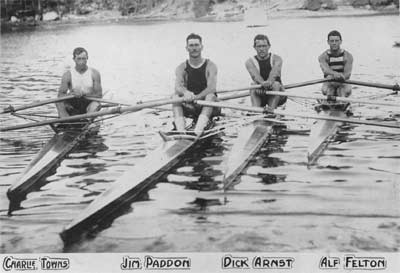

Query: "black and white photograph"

xmin=1 ymin=0 xmax=399 ymax=272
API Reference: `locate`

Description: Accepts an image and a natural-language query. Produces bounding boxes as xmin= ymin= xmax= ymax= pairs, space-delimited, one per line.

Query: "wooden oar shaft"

xmin=1 ymin=95 xmax=75 ymax=114
xmin=284 ymin=78 xmax=331 ymax=89
xmin=342 ymin=80 xmax=400 ymax=91
xmin=0 ymin=97 xmax=184 ymax=132
xmin=260 ymin=91 xmax=398 ymax=108
xmin=195 ymin=101 xmax=400 ymax=129
xmin=85 ymin=96 xmax=130 ymax=106
xmin=86 ymin=96 xmax=171 ymax=106
xmin=216 ymin=78 xmax=330 ymax=94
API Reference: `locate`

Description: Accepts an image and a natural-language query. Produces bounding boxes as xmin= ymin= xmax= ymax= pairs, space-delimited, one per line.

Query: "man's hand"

xmin=182 ymin=90 xmax=196 ymax=102
xmin=332 ymin=72 xmax=345 ymax=81
xmin=71 ymin=89 xmax=84 ymax=98
xmin=261 ymin=80 xmax=273 ymax=90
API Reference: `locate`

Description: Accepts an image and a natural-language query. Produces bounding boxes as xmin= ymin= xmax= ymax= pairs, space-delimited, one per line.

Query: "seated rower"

xmin=56 ymin=47 xmax=102 ymax=118
xmin=172 ymin=33 xmax=220 ymax=135
xmin=318 ymin=30 xmax=353 ymax=98
xmin=245 ymin=34 xmax=286 ymax=111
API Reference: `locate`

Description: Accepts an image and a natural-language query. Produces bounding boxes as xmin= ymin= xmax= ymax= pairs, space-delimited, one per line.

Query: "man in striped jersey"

xmin=245 ymin=34 xmax=286 ymax=110
xmin=318 ymin=30 xmax=353 ymax=97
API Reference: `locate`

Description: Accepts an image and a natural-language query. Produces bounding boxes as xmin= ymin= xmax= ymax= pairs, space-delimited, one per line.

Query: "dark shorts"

xmin=65 ymin=98 xmax=92 ymax=115
xmin=182 ymin=102 xmax=221 ymax=120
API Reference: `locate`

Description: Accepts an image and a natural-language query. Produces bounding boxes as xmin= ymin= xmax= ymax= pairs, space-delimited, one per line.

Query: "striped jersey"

xmin=325 ymin=49 xmax=345 ymax=75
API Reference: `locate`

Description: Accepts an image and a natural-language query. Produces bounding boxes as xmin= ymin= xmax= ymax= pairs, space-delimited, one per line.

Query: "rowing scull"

xmin=223 ymin=119 xmax=275 ymax=190
xmin=60 ymin=125 xmax=224 ymax=243
xmin=307 ymin=103 xmax=349 ymax=166
xmin=7 ymin=120 xmax=97 ymax=213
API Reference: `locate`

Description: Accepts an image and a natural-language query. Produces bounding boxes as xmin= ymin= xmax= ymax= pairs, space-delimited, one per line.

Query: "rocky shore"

xmin=1 ymin=0 xmax=398 ymax=32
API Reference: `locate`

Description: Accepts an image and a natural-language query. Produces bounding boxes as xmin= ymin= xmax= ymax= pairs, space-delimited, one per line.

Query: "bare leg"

xmin=56 ymin=102 xmax=70 ymax=118
xmin=172 ymin=95 xmax=186 ymax=131
xmin=267 ymin=82 xmax=284 ymax=110
xmin=87 ymin=101 xmax=101 ymax=113
xmin=194 ymin=93 xmax=217 ymax=135
xmin=250 ymin=89 xmax=263 ymax=107
xmin=321 ymin=82 xmax=336 ymax=96
xmin=337 ymin=84 xmax=352 ymax=97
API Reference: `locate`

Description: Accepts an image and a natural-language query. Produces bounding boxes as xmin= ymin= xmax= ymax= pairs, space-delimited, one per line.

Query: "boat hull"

xmin=60 ymin=128 xmax=221 ymax=243
xmin=7 ymin=121 xmax=93 ymax=211
xmin=307 ymin=104 xmax=348 ymax=165
xmin=223 ymin=120 xmax=273 ymax=190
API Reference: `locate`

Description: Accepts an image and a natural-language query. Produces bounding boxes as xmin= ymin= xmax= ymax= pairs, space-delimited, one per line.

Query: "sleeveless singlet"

xmin=70 ymin=67 xmax=93 ymax=95
xmin=185 ymin=59 xmax=208 ymax=95
xmin=250 ymin=53 xmax=281 ymax=83
xmin=325 ymin=49 xmax=345 ymax=77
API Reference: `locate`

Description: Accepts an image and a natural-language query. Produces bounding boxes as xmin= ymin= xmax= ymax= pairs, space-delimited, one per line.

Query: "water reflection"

xmin=7 ymin=131 xmax=108 ymax=215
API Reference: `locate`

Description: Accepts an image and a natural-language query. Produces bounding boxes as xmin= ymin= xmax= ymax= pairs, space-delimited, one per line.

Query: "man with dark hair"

xmin=318 ymin=30 xmax=353 ymax=97
xmin=56 ymin=47 xmax=102 ymax=118
xmin=172 ymin=33 xmax=220 ymax=135
xmin=245 ymin=34 xmax=286 ymax=109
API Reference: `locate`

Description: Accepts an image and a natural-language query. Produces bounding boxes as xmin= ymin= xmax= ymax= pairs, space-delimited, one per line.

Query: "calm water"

xmin=0 ymin=15 xmax=399 ymax=253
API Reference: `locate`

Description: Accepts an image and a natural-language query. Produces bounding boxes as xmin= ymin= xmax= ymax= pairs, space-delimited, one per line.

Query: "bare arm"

xmin=174 ymin=62 xmax=189 ymax=96
xmin=194 ymin=61 xmax=217 ymax=99
xmin=318 ymin=51 xmax=337 ymax=77
xmin=268 ymin=54 xmax=282 ymax=82
xmin=56 ymin=71 xmax=71 ymax=117
xmin=58 ymin=71 xmax=71 ymax=98
xmin=91 ymin=68 xmax=103 ymax=98
xmin=245 ymin=58 xmax=265 ymax=84
xmin=342 ymin=51 xmax=353 ymax=80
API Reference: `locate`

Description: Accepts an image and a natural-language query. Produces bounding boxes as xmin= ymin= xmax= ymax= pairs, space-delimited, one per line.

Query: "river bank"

xmin=1 ymin=0 xmax=398 ymax=32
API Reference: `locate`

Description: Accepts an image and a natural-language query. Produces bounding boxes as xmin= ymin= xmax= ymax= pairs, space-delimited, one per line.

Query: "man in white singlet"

xmin=56 ymin=47 xmax=102 ymax=118
xmin=245 ymin=34 xmax=286 ymax=110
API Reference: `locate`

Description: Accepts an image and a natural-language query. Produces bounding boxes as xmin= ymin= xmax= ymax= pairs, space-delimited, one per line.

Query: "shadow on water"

xmin=7 ymin=132 xmax=108 ymax=215
xmin=171 ymin=136 xmax=225 ymax=191
xmin=171 ymin=128 xmax=290 ymax=216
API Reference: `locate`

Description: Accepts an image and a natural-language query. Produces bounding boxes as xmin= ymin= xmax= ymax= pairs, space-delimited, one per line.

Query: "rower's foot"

xmin=185 ymin=120 xmax=197 ymax=131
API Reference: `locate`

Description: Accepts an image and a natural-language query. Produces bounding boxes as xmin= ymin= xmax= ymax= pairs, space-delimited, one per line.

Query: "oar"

xmin=195 ymin=100 xmax=400 ymax=129
xmin=0 ymin=95 xmax=76 ymax=114
xmin=217 ymin=78 xmax=330 ymax=94
xmin=85 ymin=96 xmax=170 ymax=106
xmin=250 ymin=91 xmax=398 ymax=108
xmin=85 ymin=96 xmax=130 ymax=106
xmin=0 ymin=97 xmax=187 ymax=132
xmin=339 ymin=79 xmax=400 ymax=92
xmin=0 ymin=78 xmax=328 ymax=114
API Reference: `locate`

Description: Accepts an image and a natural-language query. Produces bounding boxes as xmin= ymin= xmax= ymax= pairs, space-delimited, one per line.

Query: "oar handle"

xmin=338 ymin=79 xmax=400 ymax=92
xmin=1 ymin=95 xmax=76 ymax=114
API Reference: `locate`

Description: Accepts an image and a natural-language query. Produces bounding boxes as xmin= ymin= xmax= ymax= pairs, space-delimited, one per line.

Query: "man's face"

xmin=73 ymin=51 xmax=88 ymax=68
xmin=327 ymin=35 xmax=342 ymax=51
xmin=254 ymin=39 xmax=270 ymax=58
xmin=186 ymin=38 xmax=203 ymax=58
